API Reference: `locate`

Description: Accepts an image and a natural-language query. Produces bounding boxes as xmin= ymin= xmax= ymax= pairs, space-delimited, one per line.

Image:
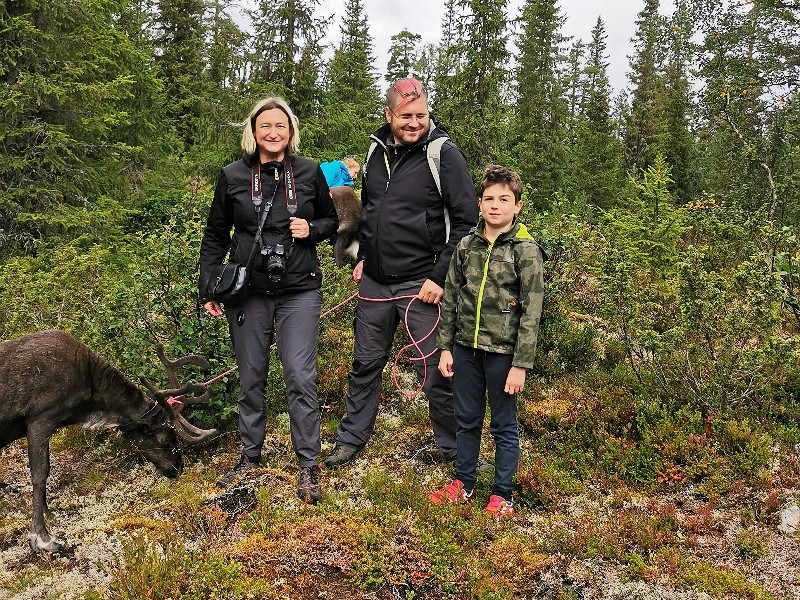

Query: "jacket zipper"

xmin=474 ymin=241 xmax=493 ymax=347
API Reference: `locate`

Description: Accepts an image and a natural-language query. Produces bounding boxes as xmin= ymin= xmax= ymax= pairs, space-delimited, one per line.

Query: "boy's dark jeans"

xmin=452 ymin=344 xmax=520 ymax=502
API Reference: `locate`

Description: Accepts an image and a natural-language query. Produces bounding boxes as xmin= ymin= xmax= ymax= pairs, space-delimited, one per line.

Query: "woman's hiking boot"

xmin=216 ymin=454 xmax=260 ymax=489
xmin=297 ymin=464 xmax=322 ymax=504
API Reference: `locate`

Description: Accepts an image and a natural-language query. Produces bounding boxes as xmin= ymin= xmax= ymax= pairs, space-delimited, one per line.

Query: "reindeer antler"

xmin=140 ymin=344 xmax=217 ymax=443
xmin=154 ymin=343 xmax=212 ymax=404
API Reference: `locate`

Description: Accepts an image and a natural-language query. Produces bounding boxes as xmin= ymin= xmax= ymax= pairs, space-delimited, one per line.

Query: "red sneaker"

xmin=430 ymin=479 xmax=473 ymax=505
xmin=484 ymin=495 xmax=515 ymax=520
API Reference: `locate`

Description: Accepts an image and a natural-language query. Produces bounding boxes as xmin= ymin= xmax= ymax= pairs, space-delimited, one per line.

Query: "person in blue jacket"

xmin=320 ymin=157 xmax=360 ymax=188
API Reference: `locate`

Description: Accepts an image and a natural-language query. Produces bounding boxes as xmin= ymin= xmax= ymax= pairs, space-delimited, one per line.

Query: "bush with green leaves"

xmin=591 ymin=158 xmax=796 ymax=417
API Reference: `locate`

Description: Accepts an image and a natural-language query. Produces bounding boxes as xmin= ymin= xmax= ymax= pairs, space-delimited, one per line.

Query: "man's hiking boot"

xmin=484 ymin=495 xmax=515 ymax=521
xmin=216 ymin=454 xmax=259 ymax=489
xmin=323 ymin=443 xmax=362 ymax=468
xmin=297 ymin=464 xmax=322 ymax=504
xmin=430 ymin=479 xmax=473 ymax=505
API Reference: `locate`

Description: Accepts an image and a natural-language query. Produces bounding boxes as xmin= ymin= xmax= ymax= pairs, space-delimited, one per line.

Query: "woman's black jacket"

xmin=198 ymin=153 xmax=338 ymax=303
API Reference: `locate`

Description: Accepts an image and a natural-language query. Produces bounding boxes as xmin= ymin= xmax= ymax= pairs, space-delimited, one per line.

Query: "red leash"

xmin=169 ymin=290 xmax=440 ymax=404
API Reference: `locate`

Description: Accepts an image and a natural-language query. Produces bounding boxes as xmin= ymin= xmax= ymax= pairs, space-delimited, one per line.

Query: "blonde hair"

xmin=342 ymin=156 xmax=360 ymax=169
xmin=240 ymin=96 xmax=300 ymax=156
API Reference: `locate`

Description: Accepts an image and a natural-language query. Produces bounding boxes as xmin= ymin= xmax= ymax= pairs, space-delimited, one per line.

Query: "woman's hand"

xmin=204 ymin=301 xmax=223 ymax=317
xmin=289 ymin=217 xmax=310 ymax=239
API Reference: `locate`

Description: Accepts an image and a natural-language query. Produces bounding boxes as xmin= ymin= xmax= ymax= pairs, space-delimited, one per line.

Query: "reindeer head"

xmin=120 ymin=402 xmax=184 ymax=477
xmin=126 ymin=344 xmax=218 ymax=477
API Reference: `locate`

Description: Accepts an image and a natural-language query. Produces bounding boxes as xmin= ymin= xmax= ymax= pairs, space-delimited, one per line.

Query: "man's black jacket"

xmin=359 ymin=121 xmax=478 ymax=287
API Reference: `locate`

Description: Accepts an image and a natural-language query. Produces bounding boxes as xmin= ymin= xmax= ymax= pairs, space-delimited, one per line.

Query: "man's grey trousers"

xmin=335 ymin=274 xmax=457 ymax=458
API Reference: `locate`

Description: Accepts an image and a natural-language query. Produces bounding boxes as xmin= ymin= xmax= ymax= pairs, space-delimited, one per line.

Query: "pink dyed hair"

xmin=387 ymin=77 xmax=426 ymax=111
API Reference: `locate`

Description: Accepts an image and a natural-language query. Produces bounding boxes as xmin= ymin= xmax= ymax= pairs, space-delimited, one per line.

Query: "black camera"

xmin=261 ymin=244 xmax=287 ymax=282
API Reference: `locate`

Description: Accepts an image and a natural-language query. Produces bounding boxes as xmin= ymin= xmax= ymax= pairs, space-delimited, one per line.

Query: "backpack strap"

xmin=425 ymin=137 xmax=447 ymax=196
xmin=426 ymin=137 xmax=449 ymax=242
xmin=362 ymin=140 xmax=379 ymax=181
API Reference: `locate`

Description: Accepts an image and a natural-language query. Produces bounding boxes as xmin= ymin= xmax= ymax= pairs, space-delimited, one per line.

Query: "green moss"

xmin=656 ymin=548 xmax=775 ymax=600
xmin=735 ymin=529 xmax=771 ymax=560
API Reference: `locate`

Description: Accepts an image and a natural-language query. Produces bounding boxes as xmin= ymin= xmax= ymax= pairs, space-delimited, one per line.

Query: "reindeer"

xmin=0 ymin=330 xmax=216 ymax=553
xmin=330 ymin=186 xmax=362 ymax=268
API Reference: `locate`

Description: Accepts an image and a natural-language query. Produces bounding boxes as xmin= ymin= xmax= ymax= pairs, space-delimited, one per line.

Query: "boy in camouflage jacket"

xmin=431 ymin=164 xmax=545 ymax=520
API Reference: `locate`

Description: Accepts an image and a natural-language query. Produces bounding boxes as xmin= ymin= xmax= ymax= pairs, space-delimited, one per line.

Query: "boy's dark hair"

xmin=480 ymin=164 xmax=523 ymax=203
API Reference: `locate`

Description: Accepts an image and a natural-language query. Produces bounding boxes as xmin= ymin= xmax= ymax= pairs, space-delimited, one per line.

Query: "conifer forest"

xmin=1 ymin=0 xmax=800 ymax=598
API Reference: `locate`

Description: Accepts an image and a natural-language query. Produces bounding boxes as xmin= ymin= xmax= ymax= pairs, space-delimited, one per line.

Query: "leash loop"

xmin=179 ymin=289 xmax=439 ymax=401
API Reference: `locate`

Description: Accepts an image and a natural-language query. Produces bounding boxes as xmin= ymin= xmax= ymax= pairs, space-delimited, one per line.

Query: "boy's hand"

xmin=504 ymin=366 xmax=526 ymax=395
xmin=439 ymin=349 xmax=454 ymax=378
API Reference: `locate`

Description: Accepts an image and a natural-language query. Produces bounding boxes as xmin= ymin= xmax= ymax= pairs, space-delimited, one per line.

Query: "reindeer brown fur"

xmin=330 ymin=186 xmax=362 ymax=267
xmin=0 ymin=330 xmax=215 ymax=553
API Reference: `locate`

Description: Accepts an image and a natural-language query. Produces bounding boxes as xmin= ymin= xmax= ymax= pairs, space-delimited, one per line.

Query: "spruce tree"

xmin=155 ymin=0 xmax=207 ymax=149
xmin=513 ymin=0 xmax=567 ymax=209
xmin=430 ymin=0 xmax=468 ymax=113
xmin=623 ymin=0 xmax=668 ymax=174
xmin=660 ymin=1 xmax=694 ymax=203
xmin=694 ymin=0 xmax=800 ymax=222
xmin=0 ymin=0 xmax=166 ymax=255
xmin=430 ymin=0 xmax=509 ymax=171
xmin=190 ymin=0 xmax=248 ymax=172
xmin=562 ymin=40 xmax=584 ymax=148
xmin=572 ymin=17 xmax=624 ymax=208
xmin=206 ymin=0 xmax=247 ymax=91
xmin=326 ymin=0 xmax=380 ymax=110
xmin=386 ymin=29 xmax=422 ymax=86
xmin=247 ymin=0 xmax=327 ymax=113
xmin=311 ymin=0 xmax=381 ymax=158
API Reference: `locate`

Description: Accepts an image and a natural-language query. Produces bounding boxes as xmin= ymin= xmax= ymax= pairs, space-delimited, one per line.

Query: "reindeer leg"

xmin=26 ymin=425 xmax=62 ymax=554
xmin=333 ymin=232 xmax=347 ymax=268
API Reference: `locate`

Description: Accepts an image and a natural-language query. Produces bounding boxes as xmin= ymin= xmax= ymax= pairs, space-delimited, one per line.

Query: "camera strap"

xmin=284 ymin=159 xmax=297 ymax=261
xmin=247 ymin=159 xmax=281 ymax=266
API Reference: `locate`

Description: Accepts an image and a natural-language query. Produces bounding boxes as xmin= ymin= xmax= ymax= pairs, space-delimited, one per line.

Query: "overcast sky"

xmin=314 ymin=0 xmax=676 ymax=96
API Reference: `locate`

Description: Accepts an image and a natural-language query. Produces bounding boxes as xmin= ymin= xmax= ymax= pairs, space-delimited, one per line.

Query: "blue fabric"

xmin=452 ymin=343 xmax=520 ymax=501
xmin=320 ymin=161 xmax=354 ymax=187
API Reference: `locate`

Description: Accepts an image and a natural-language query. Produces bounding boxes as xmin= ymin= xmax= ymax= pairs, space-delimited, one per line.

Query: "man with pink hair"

xmin=325 ymin=78 xmax=478 ymax=468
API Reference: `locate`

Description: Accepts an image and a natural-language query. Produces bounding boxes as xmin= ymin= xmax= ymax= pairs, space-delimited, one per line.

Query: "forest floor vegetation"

xmin=1 ymin=385 xmax=799 ymax=599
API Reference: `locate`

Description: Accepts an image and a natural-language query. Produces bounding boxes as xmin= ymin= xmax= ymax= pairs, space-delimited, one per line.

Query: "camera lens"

xmin=266 ymin=254 xmax=286 ymax=282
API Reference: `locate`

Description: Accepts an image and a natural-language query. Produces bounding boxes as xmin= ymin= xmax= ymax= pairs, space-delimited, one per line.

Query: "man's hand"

xmin=352 ymin=260 xmax=364 ymax=283
xmin=417 ymin=279 xmax=443 ymax=304
xmin=204 ymin=300 xmax=224 ymax=317
xmin=439 ymin=349 xmax=454 ymax=378
xmin=504 ymin=366 xmax=526 ymax=395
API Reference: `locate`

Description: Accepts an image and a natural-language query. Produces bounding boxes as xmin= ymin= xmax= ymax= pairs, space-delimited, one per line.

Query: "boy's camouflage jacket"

xmin=437 ymin=220 xmax=545 ymax=369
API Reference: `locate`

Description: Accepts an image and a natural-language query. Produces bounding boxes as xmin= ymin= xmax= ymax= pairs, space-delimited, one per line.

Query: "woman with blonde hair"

xmin=199 ymin=96 xmax=338 ymax=503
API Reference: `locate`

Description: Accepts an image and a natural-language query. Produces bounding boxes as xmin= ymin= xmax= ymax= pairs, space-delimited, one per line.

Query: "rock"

xmin=778 ymin=501 xmax=800 ymax=534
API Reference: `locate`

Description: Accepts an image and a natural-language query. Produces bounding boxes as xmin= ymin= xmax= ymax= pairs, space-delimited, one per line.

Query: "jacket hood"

xmin=472 ymin=219 xmax=533 ymax=241
xmin=471 ymin=219 xmax=548 ymax=260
